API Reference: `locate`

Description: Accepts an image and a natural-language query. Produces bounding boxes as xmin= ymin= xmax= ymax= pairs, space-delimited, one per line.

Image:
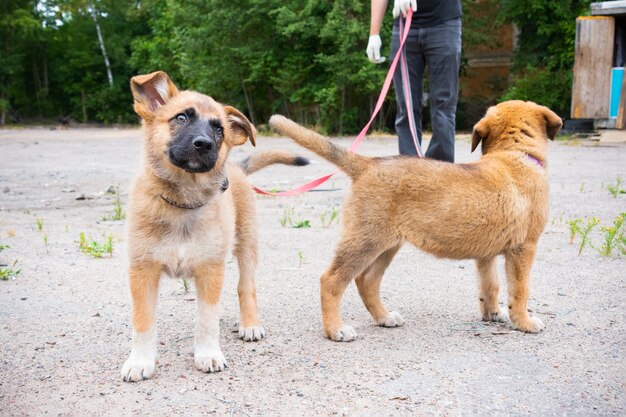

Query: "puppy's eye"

xmin=214 ymin=125 xmax=224 ymax=135
xmin=175 ymin=113 xmax=188 ymax=123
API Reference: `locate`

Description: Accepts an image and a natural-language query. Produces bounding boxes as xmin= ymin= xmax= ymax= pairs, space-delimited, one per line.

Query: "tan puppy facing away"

xmin=121 ymin=71 xmax=307 ymax=381
xmin=269 ymin=100 xmax=562 ymax=342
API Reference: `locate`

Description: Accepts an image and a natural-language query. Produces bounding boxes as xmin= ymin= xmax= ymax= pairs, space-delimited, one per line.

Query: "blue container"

xmin=610 ymin=67 xmax=624 ymax=118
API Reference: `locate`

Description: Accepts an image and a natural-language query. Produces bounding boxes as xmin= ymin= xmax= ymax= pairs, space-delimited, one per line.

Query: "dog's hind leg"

xmin=193 ymin=261 xmax=228 ymax=373
xmin=121 ymin=261 xmax=162 ymax=382
xmin=321 ymin=238 xmax=391 ymax=342
xmin=504 ymin=243 xmax=545 ymax=333
xmin=355 ymin=243 xmax=404 ymax=328
xmin=476 ymin=257 xmax=508 ymax=323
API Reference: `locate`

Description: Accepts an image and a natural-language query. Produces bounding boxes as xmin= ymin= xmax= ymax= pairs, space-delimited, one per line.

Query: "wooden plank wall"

xmin=571 ymin=16 xmax=615 ymax=119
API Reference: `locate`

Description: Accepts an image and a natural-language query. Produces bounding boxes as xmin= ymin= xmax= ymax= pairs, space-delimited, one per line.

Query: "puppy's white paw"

xmin=378 ymin=311 xmax=405 ymax=327
xmin=329 ymin=324 xmax=357 ymax=342
xmin=121 ymin=354 xmax=156 ymax=382
xmin=482 ymin=308 xmax=509 ymax=323
xmin=239 ymin=325 xmax=266 ymax=342
xmin=512 ymin=316 xmax=545 ymax=333
xmin=194 ymin=348 xmax=227 ymax=373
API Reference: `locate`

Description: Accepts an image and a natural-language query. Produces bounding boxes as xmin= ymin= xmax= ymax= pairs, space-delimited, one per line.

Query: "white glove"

xmin=366 ymin=35 xmax=386 ymax=64
xmin=393 ymin=0 xmax=417 ymax=18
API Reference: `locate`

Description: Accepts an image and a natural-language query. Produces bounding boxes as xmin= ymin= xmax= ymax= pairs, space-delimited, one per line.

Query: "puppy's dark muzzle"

xmin=192 ymin=136 xmax=215 ymax=154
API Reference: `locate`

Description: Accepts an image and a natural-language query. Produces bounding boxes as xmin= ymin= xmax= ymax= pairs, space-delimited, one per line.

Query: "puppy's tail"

xmin=269 ymin=115 xmax=371 ymax=179
xmin=238 ymin=150 xmax=309 ymax=175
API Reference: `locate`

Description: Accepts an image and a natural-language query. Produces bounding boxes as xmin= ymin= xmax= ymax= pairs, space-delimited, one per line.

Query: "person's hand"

xmin=366 ymin=35 xmax=386 ymax=64
xmin=392 ymin=0 xmax=416 ymax=18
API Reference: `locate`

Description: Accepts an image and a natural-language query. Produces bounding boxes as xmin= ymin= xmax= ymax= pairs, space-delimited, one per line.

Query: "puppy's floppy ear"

xmin=539 ymin=105 xmax=562 ymax=140
xmin=471 ymin=117 xmax=490 ymax=152
xmin=224 ymin=106 xmax=256 ymax=146
xmin=130 ymin=71 xmax=179 ymax=120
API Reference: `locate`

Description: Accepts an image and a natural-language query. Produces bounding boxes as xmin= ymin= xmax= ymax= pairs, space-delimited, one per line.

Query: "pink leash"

xmin=252 ymin=9 xmax=421 ymax=197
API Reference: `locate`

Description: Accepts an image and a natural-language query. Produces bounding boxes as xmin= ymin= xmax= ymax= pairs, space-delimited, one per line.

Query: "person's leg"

xmin=390 ymin=25 xmax=425 ymax=156
xmin=423 ymin=18 xmax=461 ymax=162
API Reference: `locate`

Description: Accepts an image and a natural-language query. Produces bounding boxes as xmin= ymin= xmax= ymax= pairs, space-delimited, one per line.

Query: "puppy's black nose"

xmin=192 ymin=136 xmax=214 ymax=153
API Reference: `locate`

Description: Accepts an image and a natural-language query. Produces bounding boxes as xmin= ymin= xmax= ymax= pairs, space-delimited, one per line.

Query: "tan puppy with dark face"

xmin=121 ymin=71 xmax=307 ymax=381
xmin=269 ymin=100 xmax=562 ymax=342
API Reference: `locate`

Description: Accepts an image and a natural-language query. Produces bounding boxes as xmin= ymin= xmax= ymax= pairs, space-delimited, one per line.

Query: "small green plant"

xmin=297 ymin=250 xmax=304 ymax=268
xmin=36 ymin=218 xmax=44 ymax=232
xmin=567 ymin=218 xmax=582 ymax=244
xmin=579 ymin=182 xmax=585 ymax=193
xmin=292 ymin=220 xmax=311 ymax=228
xmin=43 ymin=234 xmax=49 ymax=253
xmin=598 ymin=213 xmax=625 ymax=256
xmin=607 ymin=178 xmax=625 ymax=198
xmin=79 ymin=232 xmax=114 ymax=258
xmin=280 ymin=207 xmax=294 ymax=227
xmin=182 ymin=278 xmax=190 ymax=292
xmin=103 ymin=186 xmax=126 ymax=221
xmin=0 ymin=244 xmax=9 ymax=252
xmin=570 ymin=217 xmax=600 ymax=256
xmin=0 ymin=266 xmax=20 ymax=281
xmin=320 ymin=207 xmax=340 ymax=227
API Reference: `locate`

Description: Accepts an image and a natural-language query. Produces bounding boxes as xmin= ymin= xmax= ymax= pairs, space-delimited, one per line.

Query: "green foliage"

xmin=0 ymin=245 xmax=20 ymax=280
xmin=500 ymin=66 xmax=572 ymax=116
xmin=36 ymin=218 xmax=43 ymax=232
xmin=103 ymin=186 xmax=126 ymax=221
xmin=79 ymin=232 xmax=113 ymax=258
xmin=568 ymin=217 xmax=599 ymax=255
xmin=297 ymin=250 xmax=304 ymax=269
xmin=0 ymin=267 xmax=21 ymax=281
xmin=598 ymin=213 xmax=626 ymax=256
xmin=320 ymin=207 xmax=340 ymax=227
xmin=607 ymin=178 xmax=625 ymax=198
xmin=292 ymin=220 xmax=311 ymax=229
xmin=280 ymin=207 xmax=294 ymax=227
xmin=567 ymin=218 xmax=581 ymax=245
xmin=498 ymin=0 xmax=592 ymax=116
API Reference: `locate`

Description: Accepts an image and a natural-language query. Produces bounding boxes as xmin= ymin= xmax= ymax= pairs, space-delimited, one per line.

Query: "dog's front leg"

xmin=234 ymin=235 xmax=265 ymax=342
xmin=193 ymin=262 xmax=227 ymax=373
xmin=504 ymin=244 xmax=545 ymax=333
xmin=121 ymin=261 xmax=162 ymax=382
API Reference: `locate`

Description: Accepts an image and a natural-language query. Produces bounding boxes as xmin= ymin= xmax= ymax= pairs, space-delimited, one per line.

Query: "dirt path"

xmin=0 ymin=127 xmax=625 ymax=416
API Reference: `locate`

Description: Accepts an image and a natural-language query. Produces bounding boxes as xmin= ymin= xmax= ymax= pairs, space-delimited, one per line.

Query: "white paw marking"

xmin=239 ymin=325 xmax=266 ymax=342
xmin=121 ymin=353 xmax=156 ymax=382
xmin=512 ymin=315 xmax=545 ymax=333
xmin=330 ymin=324 xmax=357 ymax=342
xmin=482 ymin=308 xmax=509 ymax=323
xmin=194 ymin=348 xmax=227 ymax=373
xmin=378 ymin=311 xmax=405 ymax=327
xmin=121 ymin=329 xmax=157 ymax=382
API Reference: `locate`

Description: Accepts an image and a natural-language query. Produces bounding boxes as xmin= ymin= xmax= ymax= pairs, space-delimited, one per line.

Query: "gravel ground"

xmin=0 ymin=127 xmax=625 ymax=416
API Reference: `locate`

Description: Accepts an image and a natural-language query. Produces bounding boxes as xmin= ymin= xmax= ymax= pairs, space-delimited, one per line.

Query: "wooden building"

xmin=571 ymin=1 xmax=626 ymax=129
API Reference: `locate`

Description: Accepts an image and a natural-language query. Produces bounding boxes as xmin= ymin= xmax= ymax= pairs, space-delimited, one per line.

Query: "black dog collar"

xmin=159 ymin=176 xmax=229 ymax=210
xmin=159 ymin=194 xmax=207 ymax=210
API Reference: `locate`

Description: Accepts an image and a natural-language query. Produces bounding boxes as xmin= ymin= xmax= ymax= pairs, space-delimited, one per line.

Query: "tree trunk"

xmin=339 ymin=84 xmax=345 ymax=134
xmin=33 ymin=58 xmax=41 ymax=116
xmin=242 ymin=82 xmax=256 ymax=125
xmin=90 ymin=5 xmax=113 ymax=87
xmin=43 ymin=52 xmax=49 ymax=96
xmin=0 ymin=92 xmax=6 ymax=126
xmin=81 ymin=90 xmax=88 ymax=123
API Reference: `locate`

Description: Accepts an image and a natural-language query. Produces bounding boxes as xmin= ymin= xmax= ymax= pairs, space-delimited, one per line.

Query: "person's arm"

xmin=370 ymin=0 xmax=388 ymax=36
xmin=366 ymin=0 xmax=388 ymax=64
